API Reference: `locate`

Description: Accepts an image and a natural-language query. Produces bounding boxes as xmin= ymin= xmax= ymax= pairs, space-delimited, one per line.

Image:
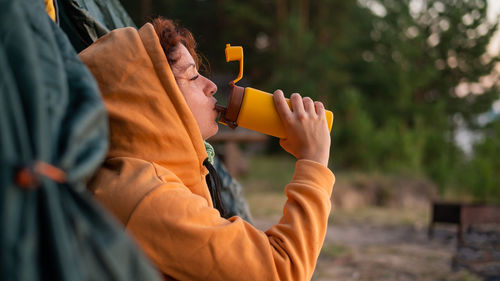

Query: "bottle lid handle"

xmin=225 ymin=44 xmax=243 ymax=84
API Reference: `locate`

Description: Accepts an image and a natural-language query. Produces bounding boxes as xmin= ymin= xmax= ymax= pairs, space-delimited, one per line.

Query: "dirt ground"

xmin=246 ymin=193 xmax=483 ymax=281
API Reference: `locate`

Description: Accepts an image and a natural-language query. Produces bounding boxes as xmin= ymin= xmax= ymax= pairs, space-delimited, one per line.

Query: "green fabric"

xmin=0 ymin=0 xmax=161 ymax=280
xmin=58 ymin=0 xmax=136 ymax=52
xmin=69 ymin=0 xmax=136 ymax=29
xmin=204 ymin=141 xmax=215 ymax=165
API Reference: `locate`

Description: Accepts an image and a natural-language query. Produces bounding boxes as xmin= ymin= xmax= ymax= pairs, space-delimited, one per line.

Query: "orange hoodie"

xmin=80 ymin=23 xmax=335 ymax=281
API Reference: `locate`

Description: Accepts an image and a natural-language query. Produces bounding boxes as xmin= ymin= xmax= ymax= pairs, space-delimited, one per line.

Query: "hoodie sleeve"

xmin=125 ymin=159 xmax=334 ymax=281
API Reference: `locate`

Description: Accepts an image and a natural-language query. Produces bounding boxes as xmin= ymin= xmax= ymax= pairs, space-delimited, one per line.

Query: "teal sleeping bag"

xmin=0 ymin=0 xmax=161 ymax=280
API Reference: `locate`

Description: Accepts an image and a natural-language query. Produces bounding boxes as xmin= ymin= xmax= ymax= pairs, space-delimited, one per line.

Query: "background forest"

xmin=120 ymin=0 xmax=499 ymax=203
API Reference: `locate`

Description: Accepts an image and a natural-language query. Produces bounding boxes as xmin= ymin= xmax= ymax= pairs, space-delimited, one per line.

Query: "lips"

xmin=212 ymin=98 xmax=218 ymax=111
xmin=212 ymin=99 xmax=219 ymax=118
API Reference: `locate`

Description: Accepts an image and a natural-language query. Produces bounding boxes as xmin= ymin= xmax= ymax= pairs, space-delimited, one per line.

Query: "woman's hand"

xmin=273 ymin=90 xmax=331 ymax=167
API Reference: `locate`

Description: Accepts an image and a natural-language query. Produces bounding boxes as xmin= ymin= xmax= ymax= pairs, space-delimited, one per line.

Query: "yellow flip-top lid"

xmin=225 ymin=44 xmax=243 ymax=84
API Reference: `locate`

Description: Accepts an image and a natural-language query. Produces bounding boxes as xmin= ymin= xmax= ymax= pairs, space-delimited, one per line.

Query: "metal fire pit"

xmin=428 ymin=201 xmax=500 ymax=245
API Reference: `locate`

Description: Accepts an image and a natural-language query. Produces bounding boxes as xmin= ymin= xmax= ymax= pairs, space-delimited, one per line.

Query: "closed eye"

xmin=190 ymin=75 xmax=199 ymax=81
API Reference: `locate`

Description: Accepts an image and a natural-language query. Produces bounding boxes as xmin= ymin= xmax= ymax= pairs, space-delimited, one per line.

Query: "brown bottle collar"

xmin=216 ymin=83 xmax=245 ymax=129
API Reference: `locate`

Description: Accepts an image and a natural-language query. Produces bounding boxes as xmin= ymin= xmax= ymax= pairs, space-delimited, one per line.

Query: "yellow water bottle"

xmin=216 ymin=44 xmax=334 ymax=139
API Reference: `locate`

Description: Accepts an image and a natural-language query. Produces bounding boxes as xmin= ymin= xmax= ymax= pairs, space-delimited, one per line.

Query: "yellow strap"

xmin=44 ymin=0 xmax=57 ymax=22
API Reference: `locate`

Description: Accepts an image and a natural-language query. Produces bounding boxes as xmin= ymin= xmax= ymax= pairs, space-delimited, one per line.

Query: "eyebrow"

xmin=178 ymin=62 xmax=196 ymax=73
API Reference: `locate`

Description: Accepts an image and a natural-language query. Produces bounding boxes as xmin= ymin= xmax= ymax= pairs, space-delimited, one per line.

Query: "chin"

xmin=202 ymin=123 xmax=219 ymax=140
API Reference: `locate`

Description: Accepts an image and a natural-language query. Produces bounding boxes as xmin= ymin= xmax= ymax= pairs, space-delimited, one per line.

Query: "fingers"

xmin=273 ymin=90 xmax=292 ymax=121
xmin=303 ymin=97 xmax=315 ymax=114
xmin=273 ymin=91 xmax=331 ymax=166
xmin=314 ymin=101 xmax=325 ymax=119
xmin=275 ymin=91 xmax=323 ymax=119
xmin=291 ymin=93 xmax=305 ymax=118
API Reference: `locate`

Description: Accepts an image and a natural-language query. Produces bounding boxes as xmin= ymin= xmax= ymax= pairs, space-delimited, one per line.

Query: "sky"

xmin=488 ymin=0 xmax=500 ymax=21
xmin=488 ymin=0 xmax=500 ymax=55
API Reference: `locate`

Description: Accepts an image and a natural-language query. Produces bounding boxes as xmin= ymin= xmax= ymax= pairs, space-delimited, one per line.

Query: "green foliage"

xmin=239 ymin=154 xmax=296 ymax=193
xmin=119 ymin=0 xmax=500 ymax=202
xmin=456 ymin=120 xmax=500 ymax=202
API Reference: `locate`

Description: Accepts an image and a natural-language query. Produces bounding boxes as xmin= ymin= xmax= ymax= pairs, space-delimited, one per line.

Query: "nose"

xmin=203 ymin=76 xmax=217 ymax=97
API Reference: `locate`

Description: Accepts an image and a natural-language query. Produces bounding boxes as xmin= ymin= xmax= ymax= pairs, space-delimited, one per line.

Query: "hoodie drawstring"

xmin=203 ymin=158 xmax=227 ymax=217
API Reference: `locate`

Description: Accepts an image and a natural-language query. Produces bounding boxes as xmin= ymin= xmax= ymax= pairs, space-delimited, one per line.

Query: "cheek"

xmin=177 ymin=82 xmax=198 ymax=108
xmin=182 ymin=92 xmax=211 ymax=128
xmin=175 ymin=81 xmax=212 ymax=123
xmin=176 ymin=80 xmax=191 ymax=97
xmin=186 ymin=92 xmax=205 ymax=113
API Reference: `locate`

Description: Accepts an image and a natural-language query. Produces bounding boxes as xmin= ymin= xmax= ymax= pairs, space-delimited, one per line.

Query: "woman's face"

xmin=171 ymin=44 xmax=219 ymax=140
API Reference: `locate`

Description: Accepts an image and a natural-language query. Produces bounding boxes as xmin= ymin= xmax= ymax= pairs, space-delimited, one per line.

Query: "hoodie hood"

xmin=79 ymin=23 xmax=209 ymax=198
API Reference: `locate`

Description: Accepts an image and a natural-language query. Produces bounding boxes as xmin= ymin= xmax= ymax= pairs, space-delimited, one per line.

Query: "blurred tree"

xmin=350 ymin=0 xmax=499 ymax=189
xmin=458 ymin=120 xmax=500 ymax=202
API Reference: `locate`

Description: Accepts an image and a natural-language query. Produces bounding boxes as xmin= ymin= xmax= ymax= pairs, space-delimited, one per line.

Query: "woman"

xmin=80 ymin=17 xmax=334 ymax=281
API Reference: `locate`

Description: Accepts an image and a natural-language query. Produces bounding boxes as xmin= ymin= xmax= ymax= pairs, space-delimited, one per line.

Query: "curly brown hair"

xmin=151 ymin=17 xmax=199 ymax=68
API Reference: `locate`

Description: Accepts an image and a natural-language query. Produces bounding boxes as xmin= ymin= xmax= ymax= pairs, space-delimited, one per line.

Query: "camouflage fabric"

xmin=213 ymin=155 xmax=253 ymax=223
